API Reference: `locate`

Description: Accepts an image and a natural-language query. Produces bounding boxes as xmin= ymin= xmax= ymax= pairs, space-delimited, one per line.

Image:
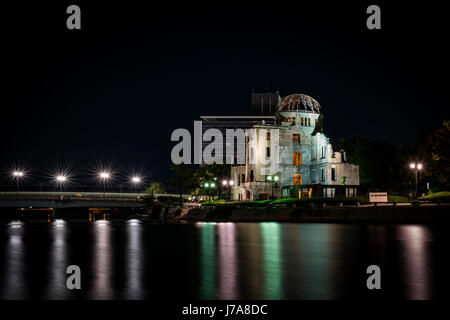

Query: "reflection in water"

xmin=217 ymin=223 xmax=238 ymax=299
xmin=0 ymin=221 xmax=446 ymax=300
xmin=260 ymin=223 xmax=282 ymax=299
xmin=297 ymin=224 xmax=333 ymax=299
xmin=90 ymin=221 xmax=114 ymax=299
xmin=197 ymin=222 xmax=216 ymax=299
xmin=124 ymin=219 xmax=144 ymax=299
xmin=46 ymin=219 xmax=69 ymax=299
xmin=237 ymin=223 xmax=263 ymax=299
xmin=2 ymin=221 xmax=28 ymax=299
xmin=399 ymin=225 xmax=432 ymax=300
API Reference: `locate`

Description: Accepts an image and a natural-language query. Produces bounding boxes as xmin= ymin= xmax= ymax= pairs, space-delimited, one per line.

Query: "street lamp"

xmin=203 ymin=182 xmax=216 ymax=201
xmin=55 ymin=174 xmax=68 ymax=192
xmin=221 ymin=179 xmax=234 ymax=201
xmin=129 ymin=176 xmax=142 ymax=197
xmin=99 ymin=171 xmax=111 ymax=197
xmin=409 ymin=163 xmax=423 ymax=201
xmin=266 ymin=174 xmax=280 ymax=200
xmin=131 ymin=176 xmax=141 ymax=184
xmin=56 ymin=175 xmax=67 ymax=182
xmin=12 ymin=170 xmax=25 ymax=199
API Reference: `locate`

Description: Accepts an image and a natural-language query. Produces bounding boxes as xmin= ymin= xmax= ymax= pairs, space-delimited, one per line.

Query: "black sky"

xmin=1 ymin=1 xmax=448 ymax=185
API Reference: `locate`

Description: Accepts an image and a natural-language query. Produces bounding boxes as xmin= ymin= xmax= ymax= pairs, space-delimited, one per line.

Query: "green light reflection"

xmin=199 ymin=223 xmax=216 ymax=299
xmin=260 ymin=222 xmax=282 ymax=299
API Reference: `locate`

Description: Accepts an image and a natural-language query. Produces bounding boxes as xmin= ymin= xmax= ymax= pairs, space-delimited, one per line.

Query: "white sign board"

xmin=369 ymin=192 xmax=388 ymax=203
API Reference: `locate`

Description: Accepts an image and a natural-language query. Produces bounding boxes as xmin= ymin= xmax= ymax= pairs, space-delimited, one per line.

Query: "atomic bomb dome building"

xmin=201 ymin=92 xmax=360 ymax=200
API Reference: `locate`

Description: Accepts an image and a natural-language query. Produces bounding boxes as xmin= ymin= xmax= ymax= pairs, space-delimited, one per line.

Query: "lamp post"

xmin=55 ymin=174 xmax=68 ymax=192
xmin=409 ymin=163 xmax=423 ymax=201
xmin=203 ymin=182 xmax=216 ymax=201
xmin=266 ymin=175 xmax=279 ymax=200
xmin=130 ymin=176 xmax=142 ymax=199
xmin=99 ymin=172 xmax=111 ymax=198
xmin=221 ymin=179 xmax=234 ymax=201
xmin=12 ymin=170 xmax=25 ymax=199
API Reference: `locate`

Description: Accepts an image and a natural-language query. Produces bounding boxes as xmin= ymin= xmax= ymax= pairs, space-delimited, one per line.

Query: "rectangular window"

xmin=301 ymin=117 xmax=304 ymax=126
xmin=250 ymin=170 xmax=254 ymax=182
xmin=250 ymin=147 xmax=254 ymax=161
xmin=331 ymin=167 xmax=337 ymax=181
xmin=293 ymin=152 xmax=302 ymax=166
xmin=267 ymin=131 xmax=270 ymax=141
xmin=321 ymin=146 xmax=325 ymax=159
xmin=293 ymin=134 xmax=300 ymax=143
xmin=266 ymin=147 xmax=271 ymax=158
xmin=321 ymin=169 xmax=325 ymax=182
xmin=308 ymin=118 xmax=311 ymax=126
xmin=293 ymin=174 xmax=302 ymax=186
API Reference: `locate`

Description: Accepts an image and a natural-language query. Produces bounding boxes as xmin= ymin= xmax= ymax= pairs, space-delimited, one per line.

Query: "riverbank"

xmin=182 ymin=204 xmax=450 ymax=223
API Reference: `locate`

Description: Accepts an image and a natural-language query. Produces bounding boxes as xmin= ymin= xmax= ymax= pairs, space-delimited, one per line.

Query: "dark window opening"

xmin=331 ymin=167 xmax=337 ymax=181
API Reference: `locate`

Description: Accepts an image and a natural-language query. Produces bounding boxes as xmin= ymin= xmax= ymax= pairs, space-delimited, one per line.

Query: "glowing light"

xmin=99 ymin=172 xmax=110 ymax=179
xmin=204 ymin=183 xmax=209 ymax=188
xmin=410 ymin=163 xmax=416 ymax=169
xmin=229 ymin=180 xmax=234 ymax=186
xmin=12 ymin=171 xmax=24 ymax=177
xmin=417 ymin=164 xmax=423 ymax=170
xmin=210 ymin=183 xmax=216 ymax=188
xmin=131 ymin=176 xmax=141 ymax=183
xmin=274 ymin=175 xmax=279 ymax=182
xmin=267 ymin=175 xmax=272 ymax=181
xmin=56 ymin=175 xmax=67 ymax=182
xmin=222 ymin=180 xmax=228 ymax=186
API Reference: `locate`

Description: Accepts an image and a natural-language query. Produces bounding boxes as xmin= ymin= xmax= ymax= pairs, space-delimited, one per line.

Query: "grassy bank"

xmin=201 ymin=195 xmax=410 ymax=209
xmin=420 ymin=191 xmax=450 ymax=203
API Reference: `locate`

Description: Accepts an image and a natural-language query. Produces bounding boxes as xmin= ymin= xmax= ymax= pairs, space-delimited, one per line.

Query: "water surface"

xmin=0 ymin=220 xmax=448 ymax=299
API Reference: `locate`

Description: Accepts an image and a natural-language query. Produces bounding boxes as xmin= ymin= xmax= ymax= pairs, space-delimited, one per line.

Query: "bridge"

xmin=0 ymin=191 xmax=191 ymax=209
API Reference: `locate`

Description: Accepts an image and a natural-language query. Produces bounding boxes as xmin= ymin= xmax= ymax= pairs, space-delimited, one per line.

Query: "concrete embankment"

xmin=182 ymin=205 xmax=450 ymax=223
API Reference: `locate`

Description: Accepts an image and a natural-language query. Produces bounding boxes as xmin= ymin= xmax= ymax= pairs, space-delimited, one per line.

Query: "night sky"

xmin=2 ymin=2 xmax=448 ymax=185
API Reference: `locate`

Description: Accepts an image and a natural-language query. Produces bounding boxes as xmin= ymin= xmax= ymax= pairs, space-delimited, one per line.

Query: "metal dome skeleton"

xmin=279 ymin=94 xmax=321 ymax=113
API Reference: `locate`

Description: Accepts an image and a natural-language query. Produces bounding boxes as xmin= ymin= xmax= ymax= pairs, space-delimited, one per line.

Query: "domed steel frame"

xmin=279 ymin=94 xmax=321 ymax=113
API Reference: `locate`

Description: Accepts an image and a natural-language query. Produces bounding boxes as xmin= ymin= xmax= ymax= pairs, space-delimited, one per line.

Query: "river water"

xmin=0 ymin=219 xmax=448 ymax=300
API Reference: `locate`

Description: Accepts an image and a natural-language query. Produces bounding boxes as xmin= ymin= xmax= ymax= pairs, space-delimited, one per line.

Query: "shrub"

xmin=388 ymin=195 xmax=409 ymax=203
xmin=420 ymin=191 xmax=450 ymax=203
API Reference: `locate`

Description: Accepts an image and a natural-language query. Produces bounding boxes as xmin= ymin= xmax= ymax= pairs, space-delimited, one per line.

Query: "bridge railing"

xmin=0 ymin=191 xmax=191 ymax=201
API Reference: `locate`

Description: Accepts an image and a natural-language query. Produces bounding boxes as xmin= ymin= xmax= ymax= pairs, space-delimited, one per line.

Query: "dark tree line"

xmin=337 ymin=119 xmax=449 ymax=193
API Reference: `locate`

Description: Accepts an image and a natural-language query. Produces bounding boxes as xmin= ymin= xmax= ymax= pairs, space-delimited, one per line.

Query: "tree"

xmin=336 ymin=136 xmax=402 ymax=190
xmin=192 ymin=164 xmax=231 ymax=198
xmin=144 ymin=182 xmax=166 ymax=195
xmin=142 ymin=181 xmax=165 ymax=206
xmin=168 ymin=164 xmax=193 ymax=205
xmin=424 ymin=119 xmax=450 ymax=190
